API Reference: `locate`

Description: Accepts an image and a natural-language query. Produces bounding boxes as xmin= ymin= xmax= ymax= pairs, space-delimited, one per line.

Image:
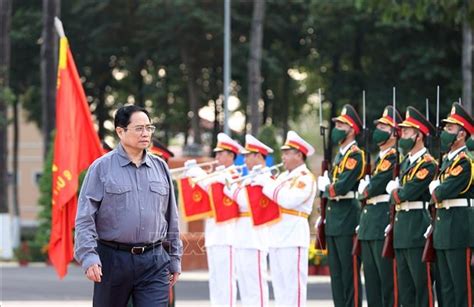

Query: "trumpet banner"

xmin=177 ymin=178 xmax=213 ymax=221
xmin=245 ymin=185 xmax=281 ymax=226
xmin=209 ymin=182 xmax=240 ymax=222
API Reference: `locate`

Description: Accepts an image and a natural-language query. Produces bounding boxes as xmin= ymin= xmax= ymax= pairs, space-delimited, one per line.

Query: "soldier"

xmin=224 ymin=134 xmax=271 ymax=306
xmin=253 ymin=130 xmax=316 ymax=307
xmin=429 ymin=103 xmax=474 ymax=307
xmin=357 ymin=106 xmax=402 ymax=307
xmin=386 ymin=106 xmax=437 ymax=307
xmin=318 ymin=104 xmax=364 ymax=307
xmin=185 ymin=132 xmax=243 ymax=306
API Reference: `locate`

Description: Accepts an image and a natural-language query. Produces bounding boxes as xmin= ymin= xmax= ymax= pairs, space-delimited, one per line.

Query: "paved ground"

xmin=0 ymin=263 xmax=361 ymax=306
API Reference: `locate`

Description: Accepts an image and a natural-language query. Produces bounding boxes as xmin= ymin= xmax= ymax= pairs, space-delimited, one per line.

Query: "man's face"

xmin=444 ymin=123 xmax=461 ymax=135
xmin=244 ymin=152 xmax=261 ymax=170
xmin=401 ymin=127 xmax=417 ymax=139
xmin=282 ymin=149 xmax=302 ymax=170
xmin=215 ymin=150 xmax=235 ymax=167
xmin=335 ymin=121 xmax=351 ymax=132
xmin=376 ymin=122 xmax=392 ymax=133
xmin=116 ymin=111 xmax=153 ymax=151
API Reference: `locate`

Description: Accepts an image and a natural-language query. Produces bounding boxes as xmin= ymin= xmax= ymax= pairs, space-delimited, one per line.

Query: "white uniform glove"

xmin=429 ymin=180 xmax=440 ymax=194
xmin=250 ymin=173 xmax=268 ymax=187
xmin=384 ymin=224 xmax=392 ymax=237
xmin=423 ymin=224 xmax=433 ymax=238
xmin=358 ymin=174 xmax=370 ymax=195
xmin=386 ymin=177 xmax=400 ymax=194
xmin=317 ymin=170 xmax=330 ymax=192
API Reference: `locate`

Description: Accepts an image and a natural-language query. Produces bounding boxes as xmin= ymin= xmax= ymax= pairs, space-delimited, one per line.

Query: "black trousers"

xmin=93 ymin=241 xmax=170 ymax=307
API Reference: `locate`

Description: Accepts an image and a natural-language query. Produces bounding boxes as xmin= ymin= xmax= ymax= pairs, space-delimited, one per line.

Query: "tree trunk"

xmin=0 ymin=0 xmax=13 ymax=259
xmin=281 ymin=70 xmax=290 ymax=138
xmin=41 ymin=0 xmax=60 ymax=159
xmin=96 ymin=85 xmax=107 ymax=140
xmin=462 ymin=18 xmax=472 ymax=113
xmin=247 ymin=0 xmax=266 ymax=136
xmin=0 ymin=0 xmax=12 ymax=215
xmin=181 ymin=48 xmax=202 ymax=144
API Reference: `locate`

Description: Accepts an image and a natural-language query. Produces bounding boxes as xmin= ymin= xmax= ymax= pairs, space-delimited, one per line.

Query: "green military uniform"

xmin=324 ymin=105 xmax=364 ymax=307
xmin=468 ymin=136 xmax=474 ymax=303
xmin=390 ymin=106 xmax=437 ymax=307
xmin=432 ymin=103 xmax=474 ymax=307
xmin=358 ymin=106 xmax=402 ymax=307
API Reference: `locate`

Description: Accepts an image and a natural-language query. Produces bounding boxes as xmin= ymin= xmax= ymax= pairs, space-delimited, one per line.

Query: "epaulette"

xmin=350 ymin=144 xmax=362 ymax=153
xmin=387 ymin=148 xmax=397 ymax=155
xmin=423 ymin=153 xmax=434 ymax=163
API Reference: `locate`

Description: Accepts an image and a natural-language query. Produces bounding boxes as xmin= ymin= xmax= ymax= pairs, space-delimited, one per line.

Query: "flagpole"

xmin=223 ymin=0 xmax=231 ymax=134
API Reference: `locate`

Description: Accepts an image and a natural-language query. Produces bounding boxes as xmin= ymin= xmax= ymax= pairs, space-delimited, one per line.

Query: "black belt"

xmin=99 ymin=239 xmax=162 ymax=255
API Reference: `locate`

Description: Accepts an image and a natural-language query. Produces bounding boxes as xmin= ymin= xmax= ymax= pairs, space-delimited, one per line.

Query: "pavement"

xmin=0 ymin=262 xmax=360 ymax=306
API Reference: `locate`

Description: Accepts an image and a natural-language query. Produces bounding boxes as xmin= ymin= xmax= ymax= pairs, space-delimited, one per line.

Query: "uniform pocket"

xmin=149 ymin=182 xmax=170 ymax=210
xmin=104 ymin=184 xmax=132 ymax=224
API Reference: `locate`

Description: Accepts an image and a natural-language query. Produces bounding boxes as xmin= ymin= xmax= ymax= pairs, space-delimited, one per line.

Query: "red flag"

xmin=245 ymin=185 xmax=281 ymax=226
xmin=209 ymin=183 xmax=240 ymax=223
xmin=177 ymin=178 xmax=213 ymax=221
xmin=48 ymin=36 xmax=103 ymax=278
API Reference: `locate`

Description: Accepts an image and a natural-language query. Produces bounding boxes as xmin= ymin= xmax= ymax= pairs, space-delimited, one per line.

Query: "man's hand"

xmin=170 ymin=272 xmax=180 ymax=287
xmin=317 ymin=170 xmax=330 ymax=192
xmin=86 ymin=263 xmax=102 ymax=283
xmin=386 ymin=177 xmax=400 ymax=194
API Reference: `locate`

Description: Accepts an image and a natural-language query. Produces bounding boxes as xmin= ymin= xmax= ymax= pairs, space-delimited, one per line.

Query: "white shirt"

xmin=409 ymin=147 xmax=427 ymax=164
xmin=448 ymin=145 xmax=466 ymax=161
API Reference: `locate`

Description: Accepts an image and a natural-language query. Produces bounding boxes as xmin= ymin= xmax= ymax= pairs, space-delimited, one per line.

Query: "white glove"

xmin=357 ymin=175 xmax=370 ymax=195
xmin=384 ymin=224 xmax=392 ymax=237
xmin=250 ymin=173 xmax=269 ymax=187
xmin=355 ymin=225 xmax=360 ymax=234
xmin=386 ymin=177 xmax=400 ymax=194
xmin=317 ymin=170 xmax=330 ymax=192
xmin=423 ymin=224 xmax=433 ymax=238
xmin=429 ymin=180 xmax=440 ymax=194
xmin=215 ymin=173 xmax=231 ymax=185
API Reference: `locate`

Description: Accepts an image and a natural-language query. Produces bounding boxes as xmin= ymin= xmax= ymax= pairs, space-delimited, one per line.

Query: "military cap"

xmin=150 ymin=138 xmax=175 ymax=161
xmin=399 ymin=106 xmax=435 ymax=136
xmin=374 ymin=105 xmax=403 ymax=128
xmin=332 ymin=104 xmax=363 ymax=135
xmin=442 ymin=102 xmax=474 ymax=135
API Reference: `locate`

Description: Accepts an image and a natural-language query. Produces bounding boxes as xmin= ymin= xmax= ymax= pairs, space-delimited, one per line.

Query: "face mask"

xmin=331 ymin=127 xmax=348 ymax=145
xmin=399 ymin=135 xmax=416 ymax=154
xmin=440 ymin=131 xmax=458 ymax=152
xmin=372 ymin=128 xmax=391 ymax=145
xmin=466 ymin=138 xmax=474 ymax=151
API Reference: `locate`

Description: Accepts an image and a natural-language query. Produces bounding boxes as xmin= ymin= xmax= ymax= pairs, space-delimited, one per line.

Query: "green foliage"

xmin=29 ymin=138 xmax=54 ymax=260
xmin=10 ymin=0 xmax=471 ymax=144
xmin=258 ymin=125 xmax=281 ymax=163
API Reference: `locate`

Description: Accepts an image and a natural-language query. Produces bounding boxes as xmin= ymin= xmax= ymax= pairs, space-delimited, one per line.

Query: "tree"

xmin=40 ymin=0 xmax=60 ymax=159
xmin=247 ymin=0 xmax=266 ymax=135
xmin=0 ymin=0 xmax=13 ymax=258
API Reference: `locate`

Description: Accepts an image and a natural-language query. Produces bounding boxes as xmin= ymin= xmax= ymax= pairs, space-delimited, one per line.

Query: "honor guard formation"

xmin=75 ymin=100 xmax=474 ymax=307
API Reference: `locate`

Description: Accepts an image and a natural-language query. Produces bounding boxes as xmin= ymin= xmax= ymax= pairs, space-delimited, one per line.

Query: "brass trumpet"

xmin=169 ymin=159 xmax=218 ymax=177
xmin=191 ymin=164 xmax=247 ymax=184
xmin=225 ymin=163 xmax=284 ymax=187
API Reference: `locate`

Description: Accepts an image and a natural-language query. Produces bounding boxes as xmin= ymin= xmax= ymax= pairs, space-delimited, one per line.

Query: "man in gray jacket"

xmin=74 ymin=105 xmax=182 ymax=307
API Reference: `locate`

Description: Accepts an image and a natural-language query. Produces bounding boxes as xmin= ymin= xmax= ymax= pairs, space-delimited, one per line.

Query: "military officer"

xmin=429 ymin=103 xmax=474 ymax=307
xmin=253 ymin=130 xmax=317 ymax=307
xmin=386 ymin=106 xmax=437 ymax=307
xmin=224 ymin=134 xmax=271 ymax=306
xmin=358 ymin=106 xmax=402 ymax=307
xmin=184 ymin=132 xmax=244 ymax=306
xmin=317 ymin=105 xmax=365 ymax=307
